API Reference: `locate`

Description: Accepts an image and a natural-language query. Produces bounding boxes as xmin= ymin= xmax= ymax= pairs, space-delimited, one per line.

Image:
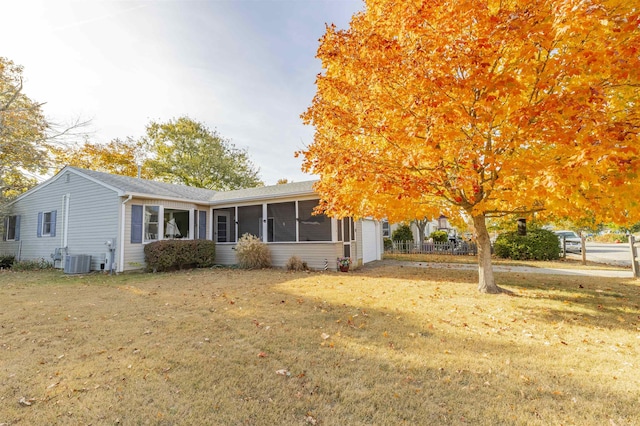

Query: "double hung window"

xmin=3 ymin=215 xmax=20 ymax=241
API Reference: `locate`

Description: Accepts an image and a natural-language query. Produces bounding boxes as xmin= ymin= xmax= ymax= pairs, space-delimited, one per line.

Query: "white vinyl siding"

xmin=0 ymin=170 xmax=120 ymax=269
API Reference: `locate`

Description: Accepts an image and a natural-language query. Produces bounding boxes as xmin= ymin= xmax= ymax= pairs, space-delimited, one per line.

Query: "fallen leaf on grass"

xmin=275 ymin=369 xmax=291 ymax=377
xmin=257 ymin=352 xmax=268 ymax=358
xmin=19 ymin=397 xmax=35 ymax=406
xmin=321 ymin=333 xmax=330 ymax=340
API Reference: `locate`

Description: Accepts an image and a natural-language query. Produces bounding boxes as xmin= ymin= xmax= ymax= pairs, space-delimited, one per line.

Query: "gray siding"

xmin=0 ymin=240 xmax=20 ymax=259
xmin=0 ymin=170 xmax=120 ymax=270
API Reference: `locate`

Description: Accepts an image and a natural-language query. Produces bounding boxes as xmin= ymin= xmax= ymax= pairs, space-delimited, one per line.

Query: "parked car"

xmin=554 ymin=230 xmax=582 ymax=253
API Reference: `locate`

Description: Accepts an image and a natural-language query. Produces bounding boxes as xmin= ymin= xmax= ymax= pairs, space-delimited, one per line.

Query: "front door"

xmin=214 ymin=211 xmax=231 ymax=242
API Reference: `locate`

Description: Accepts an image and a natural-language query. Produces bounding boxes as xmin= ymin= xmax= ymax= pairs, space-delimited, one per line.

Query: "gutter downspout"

xmin=60 ymin=194 xmax=66 ymax=249
xmin=63 ymin=194 xmax=70 ymax=248
xmin=119 ymin=195 xmax=133 ymax=273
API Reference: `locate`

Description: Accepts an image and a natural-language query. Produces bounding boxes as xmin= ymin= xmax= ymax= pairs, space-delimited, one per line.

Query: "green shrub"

xmin=12 ymin=258 xmax=53 ymax=271
xmin=392 ymin=224 xmax=413 ymax=241
xmin=144 ymin=240 xmax=216 ymax=272
xmin=286 ymin=255 xmax=308 ymax=271
xmin=430 ymin=230 xmax=449 ymax=243
xmin=383 ymin=238 xmax=393 ymax=251
xmin=494 ymin=228 xmax=560 ymax=260
xmin=0 ymin=254 xmax=15 ymax=269
xmin=236 ymin=233 xmax=271 ymax=269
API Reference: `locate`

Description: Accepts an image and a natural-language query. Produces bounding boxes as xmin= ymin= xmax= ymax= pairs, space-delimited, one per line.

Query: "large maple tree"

xmin=301 ymin=0 xmax=640 ymax=293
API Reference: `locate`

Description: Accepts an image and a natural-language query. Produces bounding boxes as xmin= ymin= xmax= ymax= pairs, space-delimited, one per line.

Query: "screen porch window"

xmin=237 ymin=205 xmax=261 ymax=239
xmin=266 ymin=202 xmax=295 ymax=242
xmin=298 ymin=200 xmax=331 ymax=241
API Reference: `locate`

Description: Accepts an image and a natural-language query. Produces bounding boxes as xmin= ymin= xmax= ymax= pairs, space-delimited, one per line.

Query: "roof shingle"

xmin=69 ymin=167 xmax=317 ymax=204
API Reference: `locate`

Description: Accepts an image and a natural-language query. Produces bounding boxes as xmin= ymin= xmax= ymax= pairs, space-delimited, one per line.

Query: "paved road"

xmin=566 ymin=242 xmax=634 ymax=267
xmin=393 ymin=260 xmax=634 ymax=278
xmin=375 ymin=242 xmax=638 ymax=279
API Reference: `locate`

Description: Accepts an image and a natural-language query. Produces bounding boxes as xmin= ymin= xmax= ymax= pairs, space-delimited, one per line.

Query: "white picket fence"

xmin=386 ymin=240 xmax=478 ymax=256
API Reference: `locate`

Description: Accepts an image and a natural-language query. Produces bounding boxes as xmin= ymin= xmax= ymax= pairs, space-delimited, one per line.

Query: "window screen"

xmin=298 ymin=200 xmax=331 ymax=241
xmin=267 ymin=202 xmax=296 ymax=242
xmin=238 ymin=205 xmax=262 ymax=239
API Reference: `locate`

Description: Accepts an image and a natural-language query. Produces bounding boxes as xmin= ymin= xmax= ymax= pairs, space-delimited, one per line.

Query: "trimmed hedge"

xmin=494 ymin=228 xmax=560 ymax=261
xmin=144 ymin=240 xmax=216 ymax=272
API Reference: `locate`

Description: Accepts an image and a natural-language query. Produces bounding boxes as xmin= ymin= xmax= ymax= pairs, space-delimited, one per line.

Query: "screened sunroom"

xmin=211 ymin=198 xmax=357 ymax=270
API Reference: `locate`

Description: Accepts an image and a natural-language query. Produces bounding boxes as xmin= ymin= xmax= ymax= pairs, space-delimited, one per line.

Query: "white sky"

xmin=2 ymin=0 xmax=363 ymax=185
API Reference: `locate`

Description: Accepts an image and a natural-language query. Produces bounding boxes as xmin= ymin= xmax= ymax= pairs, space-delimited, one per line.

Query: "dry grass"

xmin=1 ymin=264 xmax=639 ymax=425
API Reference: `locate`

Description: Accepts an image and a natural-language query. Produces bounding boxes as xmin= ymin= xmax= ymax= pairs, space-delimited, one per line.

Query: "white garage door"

xmin=361 ymin=220 xmax=380 ymax=264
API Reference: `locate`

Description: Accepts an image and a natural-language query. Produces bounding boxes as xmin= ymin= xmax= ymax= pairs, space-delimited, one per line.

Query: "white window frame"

xmin=42 ymin=211 xmax=53 ymax=236
xmin=163 ymin=208 xmax=191 ymax=239
xmin=5 ymin=215 xmax=17 ymax=241
xmin=382 ymin=220 xmax=390 ymax=238
xmin=144 ymin=205 xmax=161 ymax=243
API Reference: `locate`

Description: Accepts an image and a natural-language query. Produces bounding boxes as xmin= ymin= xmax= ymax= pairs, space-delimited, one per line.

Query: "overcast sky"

xmin=2 ymin=0 xmax=363 ymax=185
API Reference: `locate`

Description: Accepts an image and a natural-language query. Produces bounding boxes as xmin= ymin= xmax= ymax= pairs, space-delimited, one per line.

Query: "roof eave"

xmin=209 ymin=189 xmax=318 ymax=205
xmin=123 ymin=192 xmax=212 ymax=204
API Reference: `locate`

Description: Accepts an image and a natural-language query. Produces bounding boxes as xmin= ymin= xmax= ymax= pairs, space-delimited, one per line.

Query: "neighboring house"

xmin=0 ymin=166 xmax=383 ymax=272
xmin=383 ymin=217 xmax=444 ymax=242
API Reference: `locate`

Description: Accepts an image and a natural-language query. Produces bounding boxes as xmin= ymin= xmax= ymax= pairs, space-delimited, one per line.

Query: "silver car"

xmin=554 ymin=230 xmax=582 ymax=253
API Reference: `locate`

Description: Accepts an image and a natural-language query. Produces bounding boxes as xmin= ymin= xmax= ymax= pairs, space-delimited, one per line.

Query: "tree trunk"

xmin=472 ymin=214 xmax=503 ymax=294
xmin=413 ymin=219 xmax=428 ymax=247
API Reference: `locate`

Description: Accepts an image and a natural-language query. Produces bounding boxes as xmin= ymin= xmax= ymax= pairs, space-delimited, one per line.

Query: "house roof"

xmin=68 ymin=167 xmax=318 ymax=204
xmin=209 ymin=180 xmax=317 ymax=203
xmin=69 ymin=167 xmax=218 ymax=202
xmin=6 ymin=166 xmax=319 ymax=206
